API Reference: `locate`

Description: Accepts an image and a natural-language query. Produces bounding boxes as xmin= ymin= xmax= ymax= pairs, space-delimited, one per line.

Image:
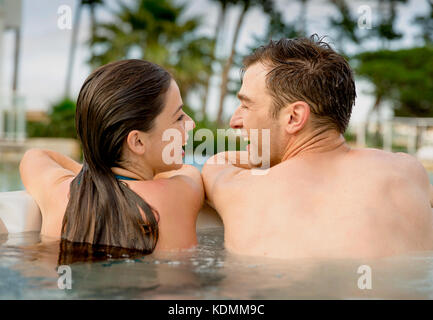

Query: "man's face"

xmin=230 ymin=62 xmax=286 ymax=167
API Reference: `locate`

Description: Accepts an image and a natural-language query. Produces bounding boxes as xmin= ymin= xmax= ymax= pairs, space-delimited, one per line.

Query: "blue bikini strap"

xmin=114 ymin=175 xmax=138 ymax=181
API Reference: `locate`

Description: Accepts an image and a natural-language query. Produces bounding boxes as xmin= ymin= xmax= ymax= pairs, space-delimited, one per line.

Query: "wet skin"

xmin=202 ymin=62 xmax=433 ymax=259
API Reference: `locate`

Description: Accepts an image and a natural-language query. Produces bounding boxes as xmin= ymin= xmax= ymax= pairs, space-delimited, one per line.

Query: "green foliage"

xmin=414 ymin=2 xmax=433 ymax=44
xmin=90 ymin=0 xmax=213 ymax=101
xmin=374 ymin=0 xmax=408 ymax=42
xmin=184 ymin=109 xmax=243 ymax=155
xmin=353 ymin=46 xmax=433 ymax=117
xmin=27 ymin=98 xmax=77 ymax=138
xmin=328 ymin=0 xmax=360 ymax=47
xmin=343 ymin=130 xmax=356 ymax=142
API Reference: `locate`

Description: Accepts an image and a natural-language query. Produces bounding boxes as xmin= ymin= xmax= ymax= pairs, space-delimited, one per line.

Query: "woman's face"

xmin=143 ymin=79 xmax=195 ymax=174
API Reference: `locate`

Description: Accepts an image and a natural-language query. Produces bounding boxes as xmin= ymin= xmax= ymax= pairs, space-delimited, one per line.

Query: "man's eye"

xmin=177 ymin=115 xmax=184 ymax=121
xmin=241 ymin=105 xmax=248 ymax=109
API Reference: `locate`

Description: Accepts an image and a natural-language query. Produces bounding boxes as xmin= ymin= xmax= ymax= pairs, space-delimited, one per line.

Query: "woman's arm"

xmin=201 ymin=151 xmax=250 ymax=208
xmin=41 ymin=149 xmax=82 ymax=174
xmin=19 ymin=149 xmax=82 ymax=200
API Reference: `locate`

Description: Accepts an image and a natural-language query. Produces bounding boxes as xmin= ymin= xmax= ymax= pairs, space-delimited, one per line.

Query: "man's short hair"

xmin=242 ymin=35 xmax=356 ymax=133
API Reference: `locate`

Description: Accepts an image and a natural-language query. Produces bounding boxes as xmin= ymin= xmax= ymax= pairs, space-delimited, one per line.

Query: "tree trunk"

xmin=12 ymin=28 xmax=21 ymax=93
xmin=298 ymin=0 xmax=308 ymax=36
xmin=89 ymin=3 xmax=96 ymax=51
xmin=216 ymin=3 xmax=249 ymax=126
xmin=415 ymin=125 xmax=423 ymax=150
xmin=365 ymin=94 xmax=382 ymax=147
xmin=65 ymin=1 xmax=83 ymax=98
xmin=201 ymin=3 xmax=227 ymax=120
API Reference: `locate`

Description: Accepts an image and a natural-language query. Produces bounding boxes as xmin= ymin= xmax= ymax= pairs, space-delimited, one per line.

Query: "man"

xmin=202 ymin=35 xmax=433 ymax=259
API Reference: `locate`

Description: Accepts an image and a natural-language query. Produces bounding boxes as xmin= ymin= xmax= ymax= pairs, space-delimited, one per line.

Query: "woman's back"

xmin=20 ymin=59 xmax=203 ymax=253
xmin=20 ymin=149 xmax=203 ymax=251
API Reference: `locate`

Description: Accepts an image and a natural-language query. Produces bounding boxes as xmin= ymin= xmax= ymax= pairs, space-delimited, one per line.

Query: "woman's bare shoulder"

xmin=129 ymin=177 xmax=202 ymax=214
xmin=128 ymin=178 xmax=200 ymax=250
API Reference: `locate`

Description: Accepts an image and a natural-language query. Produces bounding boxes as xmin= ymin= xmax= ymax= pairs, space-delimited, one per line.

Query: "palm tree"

xmin=89 ymin=0 xmax=213 ymax=104
xmin=215 ymin=0 xmax=295 ymax=125
xmin=84 ymin=0 xmax=103 ymax=57
xmin=328 ymin=0 xmax=360 ymax=53
xmin=298 ymin=0 xmax=308 ymax=36
xmin=64 ymin=0 xmax=104 ymax=98
xmin=414 ymin=0 xmax=433 ymax=45
xmin=216 ymin=0 xmax=252 ymax=126
xmin=366 ymin=0 xmax=407 ymax=142
xmin=375 ymin=0 xmax=408 ymax=48
xmin=201 ymin=0 xmax=231 ymax=119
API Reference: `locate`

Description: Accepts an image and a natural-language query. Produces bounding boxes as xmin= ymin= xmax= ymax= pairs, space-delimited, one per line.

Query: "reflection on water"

xmin=1 ymin=158 xmax=433 ymax=299
xmin=1 ymin=227 xmax=433 ymax=299
xmin=0 ymin=163 xmax=22 ymax=192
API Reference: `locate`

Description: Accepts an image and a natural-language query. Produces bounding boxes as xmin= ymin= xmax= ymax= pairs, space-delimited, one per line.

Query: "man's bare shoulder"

xmin=352 ymin=147 xmax=422 ymax=168
xmin=350 ymin=147 xmax=430 ymax=189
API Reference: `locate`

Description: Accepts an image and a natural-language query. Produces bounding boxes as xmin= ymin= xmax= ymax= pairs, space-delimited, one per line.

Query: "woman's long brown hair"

xmin=62 ymin=59 xmax=171 ymax=253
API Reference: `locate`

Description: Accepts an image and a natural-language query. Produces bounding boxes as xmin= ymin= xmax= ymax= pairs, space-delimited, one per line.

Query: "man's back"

xmin=206 ymin=36 xmax=433 ymax=260
xmin=204 ymin=148 xmax=433 ymax=259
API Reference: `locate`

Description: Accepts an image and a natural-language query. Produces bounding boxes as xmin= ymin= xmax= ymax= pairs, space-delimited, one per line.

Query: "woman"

xmin=20 ymin=59 xmax=203 ymax=253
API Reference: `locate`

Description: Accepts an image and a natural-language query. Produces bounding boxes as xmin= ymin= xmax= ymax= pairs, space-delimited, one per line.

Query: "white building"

xmin=0 ymin=0 xmax=24 ymax=141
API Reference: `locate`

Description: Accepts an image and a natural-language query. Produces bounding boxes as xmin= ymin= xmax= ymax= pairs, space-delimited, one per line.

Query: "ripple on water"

xmin=1 ymin=228 xmax=433 ymax=299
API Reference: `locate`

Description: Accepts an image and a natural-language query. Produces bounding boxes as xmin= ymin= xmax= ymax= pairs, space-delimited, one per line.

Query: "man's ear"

xmin=126 ymin=130 xmax=146 ymax=155
xmin=280 ymin=101 xmax=311 ymax=135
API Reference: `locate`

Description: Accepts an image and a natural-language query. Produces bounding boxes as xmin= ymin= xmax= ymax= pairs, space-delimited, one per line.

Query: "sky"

xmin=0 ymin=0 xmax=430 ymax=126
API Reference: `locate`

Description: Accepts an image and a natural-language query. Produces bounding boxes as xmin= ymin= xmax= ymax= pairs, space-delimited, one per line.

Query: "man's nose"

xmin=230 ymin=109 xmax=243 ymax=129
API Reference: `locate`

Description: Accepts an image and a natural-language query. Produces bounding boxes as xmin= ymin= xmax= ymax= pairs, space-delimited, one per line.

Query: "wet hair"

xmin=62 ymin=59 xmax=172 ymax=253
xmin=57 ymin=239 xmax=146 ymax=265
xmin=242 ymin=34 xmax=356 ymax=133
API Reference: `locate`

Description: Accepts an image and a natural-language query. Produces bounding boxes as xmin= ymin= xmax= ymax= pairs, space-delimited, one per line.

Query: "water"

xmin=0 ymin=163 xmax=23 ymax=192
xmin=1 ymin=228 xmax=433 ymax=299
xmin=2 ymin=158 xmax=433 ymax=299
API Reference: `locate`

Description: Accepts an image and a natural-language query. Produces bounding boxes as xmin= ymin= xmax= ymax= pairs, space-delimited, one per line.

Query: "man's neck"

xmin=281 ymin=127 xmax=349 ymax=162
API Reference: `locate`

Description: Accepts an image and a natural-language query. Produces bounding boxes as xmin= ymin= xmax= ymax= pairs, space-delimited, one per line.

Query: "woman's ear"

xmin=280 ymin=101 xmax=311 ymax=135
xmin=126 ymin=130 xmax=146 ymax=155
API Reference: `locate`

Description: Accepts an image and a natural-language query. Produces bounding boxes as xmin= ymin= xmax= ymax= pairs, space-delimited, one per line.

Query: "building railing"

xmin=0 ymin=93 xmax=26 ymax=143
xmin=354 ymin=117 xmax=433 ymax=155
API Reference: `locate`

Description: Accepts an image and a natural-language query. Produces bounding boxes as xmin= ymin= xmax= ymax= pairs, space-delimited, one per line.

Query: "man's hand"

xmin=215 ymin=151 xmax=251 ymax=169
xmin=429 ymin=184 xmax=433 ymax=208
